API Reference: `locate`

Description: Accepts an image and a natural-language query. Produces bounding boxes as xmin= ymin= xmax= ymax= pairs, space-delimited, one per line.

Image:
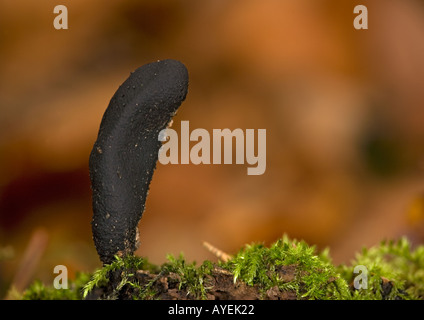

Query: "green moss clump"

xmin=223 ymin=236 xmax=350 ymax=299
xmin=22 ymin=272 xmax=91 ymax=300
xmin=337 ymin=238 xmax=424 ymax=300
xmin=81 ymin=255 xmax=158 ymax=300
xmin=20 ymin=236 xmax=424 ymax=300
xmin=162 ymin=253 xmax=214 ymax=299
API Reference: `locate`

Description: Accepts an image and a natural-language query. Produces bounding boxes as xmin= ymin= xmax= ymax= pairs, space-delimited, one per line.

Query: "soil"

xmin=84 ymin=265 xmax=299 ymax=300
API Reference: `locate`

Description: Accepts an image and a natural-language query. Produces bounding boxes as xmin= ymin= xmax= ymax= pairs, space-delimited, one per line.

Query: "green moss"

xmin=22 ymin=272 xmax=91 ymax=300
xmin=21 ymin=236 xmax=424 ymax=300
xmin=81 ymin=254 xmax=158 ymax=300
xmin=337 ymin=238 xmax=424 ymax=300
xmin=162 ymin=253 xmax=214 ymax=299
xmin=222 ymin=236 xmax=350 ymax=300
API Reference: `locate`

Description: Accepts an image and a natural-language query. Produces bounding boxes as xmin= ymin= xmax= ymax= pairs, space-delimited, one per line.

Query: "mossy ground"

xmin=20 ymin=236 xmax=424 ymax=300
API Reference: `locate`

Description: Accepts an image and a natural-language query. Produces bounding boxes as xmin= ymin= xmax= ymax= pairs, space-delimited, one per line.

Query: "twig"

xmin=5 ymin=228 xmax=48 ymax=299
xmin=203 ymin=241 xmax=232 ymax=262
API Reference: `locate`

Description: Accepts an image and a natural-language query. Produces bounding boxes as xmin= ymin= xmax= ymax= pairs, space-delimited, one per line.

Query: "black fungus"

xmin=89 ymin=59 xmax=189 ymax=264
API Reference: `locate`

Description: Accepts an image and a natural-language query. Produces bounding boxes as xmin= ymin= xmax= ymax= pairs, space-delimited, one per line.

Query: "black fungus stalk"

xmin=89 ymin=59 xmax=189 ymax=264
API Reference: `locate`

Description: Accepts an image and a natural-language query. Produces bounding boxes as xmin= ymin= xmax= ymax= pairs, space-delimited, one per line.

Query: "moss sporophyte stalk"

xmin=21 ymin=236 xmax=424 ymax=300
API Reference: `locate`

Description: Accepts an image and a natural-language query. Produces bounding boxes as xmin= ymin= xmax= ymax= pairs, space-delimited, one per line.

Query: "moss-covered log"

xmin=21 ymin=236 xmax=424 ymax=300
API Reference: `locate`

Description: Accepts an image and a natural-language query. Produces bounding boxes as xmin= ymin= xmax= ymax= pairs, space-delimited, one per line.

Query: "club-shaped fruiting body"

xmin=89 ymin=59 xmax=189 ymax=264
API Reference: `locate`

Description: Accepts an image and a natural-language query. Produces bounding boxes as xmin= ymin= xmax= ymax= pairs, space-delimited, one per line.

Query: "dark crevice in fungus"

xmin=89 ymin=59 xmax=189 ymax=264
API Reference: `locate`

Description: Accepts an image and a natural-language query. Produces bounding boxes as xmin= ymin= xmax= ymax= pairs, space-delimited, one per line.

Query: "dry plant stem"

xmin=203 ymin=241 xmax=232 ymax=262
xmin=5 ymin=228 xmax=48 ymax=299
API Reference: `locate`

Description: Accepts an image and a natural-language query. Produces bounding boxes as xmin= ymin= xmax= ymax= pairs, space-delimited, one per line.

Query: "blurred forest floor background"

xmin=1 ymin=0 xmax=424 ymax=298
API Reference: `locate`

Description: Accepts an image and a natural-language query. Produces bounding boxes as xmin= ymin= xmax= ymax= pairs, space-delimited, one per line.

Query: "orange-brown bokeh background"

xmin=1 ymin=0 xmax=424 ymax=298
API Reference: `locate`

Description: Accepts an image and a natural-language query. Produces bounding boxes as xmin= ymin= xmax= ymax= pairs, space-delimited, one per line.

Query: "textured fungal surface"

xmin=89 ymin=59 xmax=189 ymax=264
